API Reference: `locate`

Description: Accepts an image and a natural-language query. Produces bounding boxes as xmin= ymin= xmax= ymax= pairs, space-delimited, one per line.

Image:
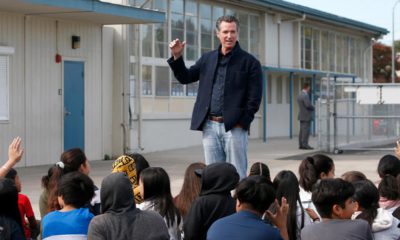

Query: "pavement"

xmin=16 ymin=137 xmax=396 ymax=219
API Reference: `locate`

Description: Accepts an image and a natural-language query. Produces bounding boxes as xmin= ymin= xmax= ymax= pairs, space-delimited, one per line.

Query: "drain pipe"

xmin=136 ymin=0 xmax=152 ymax=151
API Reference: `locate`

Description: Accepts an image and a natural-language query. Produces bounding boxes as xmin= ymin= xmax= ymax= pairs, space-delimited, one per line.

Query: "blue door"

xmin=64 ymin=61 xmax=84 ymax=151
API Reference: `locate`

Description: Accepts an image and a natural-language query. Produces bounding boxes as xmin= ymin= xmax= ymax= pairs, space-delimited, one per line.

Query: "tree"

xmin=373 ymin=42 xmax=399 ymax=83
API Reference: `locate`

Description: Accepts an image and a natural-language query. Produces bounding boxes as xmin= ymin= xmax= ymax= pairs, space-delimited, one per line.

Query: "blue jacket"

xmin=167 ymin=42 xmax=262 ymax=132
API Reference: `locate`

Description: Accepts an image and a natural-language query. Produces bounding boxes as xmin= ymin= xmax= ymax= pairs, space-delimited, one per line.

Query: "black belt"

xmin=209 ymin=116 xmax=224 ymax=123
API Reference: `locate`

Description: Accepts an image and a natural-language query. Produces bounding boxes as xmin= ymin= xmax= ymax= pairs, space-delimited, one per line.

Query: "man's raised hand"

xmin=169 ymin=38 xmax=186 ymax=60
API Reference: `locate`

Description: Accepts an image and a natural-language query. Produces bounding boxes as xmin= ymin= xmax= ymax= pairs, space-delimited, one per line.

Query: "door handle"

xmin=64 ymin=108 xmax=71 ymax=117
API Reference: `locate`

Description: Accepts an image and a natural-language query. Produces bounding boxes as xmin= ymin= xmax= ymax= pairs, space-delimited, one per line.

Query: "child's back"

xmin=301 ymin=219 xmax=372 ymax=240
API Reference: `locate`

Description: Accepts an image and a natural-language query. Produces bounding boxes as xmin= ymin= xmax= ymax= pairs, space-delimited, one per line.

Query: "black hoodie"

xmin=88 ymin=173 xmax=169 ymax=240
xmin=183 ymin=162 xmax=239 ymax=240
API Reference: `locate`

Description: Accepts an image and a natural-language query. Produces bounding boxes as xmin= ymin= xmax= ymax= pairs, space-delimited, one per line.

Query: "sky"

xmin=284 ymin=0 xmax=399 ymax=45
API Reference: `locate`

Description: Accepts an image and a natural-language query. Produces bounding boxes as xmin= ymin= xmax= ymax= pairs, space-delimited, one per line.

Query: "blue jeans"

xmin=202 ymin=119 xmax=248 ymax=179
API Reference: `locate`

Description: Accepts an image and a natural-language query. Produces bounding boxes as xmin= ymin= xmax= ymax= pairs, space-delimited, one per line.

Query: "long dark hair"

xmin=273 ymin=170 xmax=305 ymax=240
xmin=299 ymin=154 xmax=334 ymax=192
xmin=0 ymin=178 xmax=23 ymax=235
xmin=174 ymin=162 xmax=205 ymax=218
xmin=378 ymin=174 xmax=399 ymax=200
xmin=140 ymin=167 xmax=181 ymax=227
xmin=127 ymin=153 xmax=150 ymax=180
xmin=377 ymin=155 xmax=400 ymax=178
xmin=48 ymin=148 xmax=88 ymax=211
xmin=352 ymin=180 xmax=379 ymax=226
xmin=249 ymin=162 xmax=271 ymax=182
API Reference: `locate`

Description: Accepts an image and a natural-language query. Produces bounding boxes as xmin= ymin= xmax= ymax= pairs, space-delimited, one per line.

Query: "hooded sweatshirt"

xmin=352 ymin=208 xmax=400 ymax=240
xmin=88 ymin=173 xmax=169 ymax=240
xmin=183 ymin=162 xmax=239 ymax=240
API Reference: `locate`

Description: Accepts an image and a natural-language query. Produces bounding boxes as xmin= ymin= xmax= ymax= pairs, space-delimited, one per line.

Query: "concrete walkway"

xmin=16 ymin=137 xmax=394 ymax=219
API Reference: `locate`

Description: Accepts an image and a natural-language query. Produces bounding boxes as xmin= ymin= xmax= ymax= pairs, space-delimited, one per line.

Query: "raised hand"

xmin=266 ymin=197 xmax=289 ymax=240
xmin=169 ymin=38 xmax=186 ymax=60
xmin=1 ymin=137 xmax=24 ymax=177
xmin=8 ymin=137 xmax=24 ymax=165
xmin=395 ymin=140 xmax=400 ymax=159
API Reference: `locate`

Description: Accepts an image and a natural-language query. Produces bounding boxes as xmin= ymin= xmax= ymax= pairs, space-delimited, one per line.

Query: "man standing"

xmin=167 ymin=15 xmax=262 ymax=178
xmin=297 ymin=82 xmax=314 ymax=150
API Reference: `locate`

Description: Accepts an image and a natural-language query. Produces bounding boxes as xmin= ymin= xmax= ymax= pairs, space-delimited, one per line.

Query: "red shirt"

xmin=18 ymin=193 xmax=35 ymax=238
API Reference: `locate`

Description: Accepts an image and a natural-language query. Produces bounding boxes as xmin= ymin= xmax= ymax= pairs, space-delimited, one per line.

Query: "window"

xmin=200 ymin=4 xmax=212 ymax=55
xmin=303 ymin=27 xmax=312 ymax=69
xmin=329 ymin=32 xmax=336 ymax=72
xmin=171 ymin=74 xmax=184 ymax=96
xmin=141 ymin=24 xmax=152 ymax=57
xmin=313 ymin=29 xmax=320 ymax=70
xmin=249 ymin=15 xmax=260 ymax=58
xmin=171 ymin=0 xmax=184 ymax=42
xmin=185 ymin=0 xmax=198 ymax=61
xmin=321 ymin=31 xmax=329 ymax=71
xmin=276 ymin=76 xmax=283 ymax=104
xmin=186 ymin=82 xmax=198 ymax=97
xmin=238 ymin=13 xmax=249 ymax=51
xmin=155 ymin=66 xmax=170 ymax=96
xmin=142 ymin=65 xmax=152 ymax=95
xmin=267 ymin=74 xmax=272 ymax=104
xmin=0 ymin=55 xmax=9 ymax=120
xmin=213 ymin=6 xmax=224 ymax=48
xmin=343 ymin=36 xmax=349 ymax=73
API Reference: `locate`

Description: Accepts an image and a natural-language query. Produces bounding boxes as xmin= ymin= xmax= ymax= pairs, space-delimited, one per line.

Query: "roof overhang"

xmin=244 ymin=0 xmax=388 ymax=37
xmin=0 ymin=0 xmax=165 ymax=25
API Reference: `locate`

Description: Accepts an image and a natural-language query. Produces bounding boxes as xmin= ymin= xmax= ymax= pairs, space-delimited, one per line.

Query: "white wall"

xmin=0 ymin=13 xmax=108 ymax=166
xmin=0 ymin=13 xmax=26 ymax=166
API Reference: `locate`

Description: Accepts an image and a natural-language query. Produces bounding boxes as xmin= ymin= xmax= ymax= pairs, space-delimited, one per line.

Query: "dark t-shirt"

xmin=301 ymin=219 xmax=373 ymax=240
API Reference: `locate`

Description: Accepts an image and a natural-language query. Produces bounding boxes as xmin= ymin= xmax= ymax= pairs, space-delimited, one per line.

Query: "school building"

xmin=0 ymin=0 xmax=388 ymax=166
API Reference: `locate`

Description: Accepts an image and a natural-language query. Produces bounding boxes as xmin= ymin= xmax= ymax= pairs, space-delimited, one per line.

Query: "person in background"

xmin=88 ymin=173 xmax=169 ymax=240
xmin=0 ymin=178 xmax=25 ymax=239
xmin=297 ymin=82 xmax=315 ymax=150
xmin=174 ymin=162 xmax=206 ymax=220
xmin=41 ymin=172 xmax=95 ymax=239
xmin=5 ymin=168 xmax=39 ymax=239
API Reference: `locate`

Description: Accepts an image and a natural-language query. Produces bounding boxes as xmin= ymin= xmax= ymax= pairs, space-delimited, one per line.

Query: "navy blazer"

xmin=167 ymin=43 xmax=262 ymax=132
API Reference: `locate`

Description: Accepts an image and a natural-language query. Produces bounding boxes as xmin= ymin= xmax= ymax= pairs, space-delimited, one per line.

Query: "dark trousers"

xmin=299 ymin=121 xmax=311 ymax=147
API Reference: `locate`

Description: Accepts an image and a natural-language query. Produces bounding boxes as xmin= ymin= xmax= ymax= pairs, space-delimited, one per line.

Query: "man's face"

xmin=216 ymin=21 xmax=238 ymax=52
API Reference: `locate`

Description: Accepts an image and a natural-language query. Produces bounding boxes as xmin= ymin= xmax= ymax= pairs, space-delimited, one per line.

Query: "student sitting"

xmin=301 ymin=178 xmax=373 ymax=240
xmin=5 ymin=168 xmax=39 ymax=239
xmin=137 ymin=167 xmax=182 ymax=240
xmin=341 ymin=171 xmax=367 ymax=183
xmin=298 ymin=154 xmax=335 ymax=221
xmin=41 ymin=172 xmax=95 ymax=239
xmin=207 ymin=175 xmax=289 ymax=240
xmin=273 ymin=170 xmax=311 ymax=240
xmin=0 ymin=178 xmax=25 ymax=240
xmin=351 ymin=180 xmax=400 ymax=240
xmin=183 ymin=162 xmax=239 ymax=240
xmin=88 ymin=172 xmax=169 ymax=240
xmin=174 ymin=162 xmax=206 ymax=220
